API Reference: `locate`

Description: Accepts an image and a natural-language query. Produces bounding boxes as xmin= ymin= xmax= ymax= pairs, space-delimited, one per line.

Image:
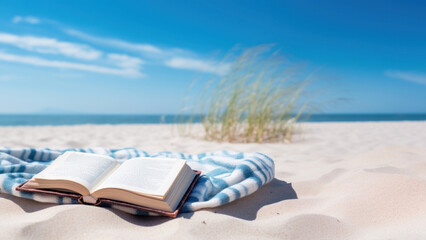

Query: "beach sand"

xmin=1 ymin=121 xmax=425 ymax=239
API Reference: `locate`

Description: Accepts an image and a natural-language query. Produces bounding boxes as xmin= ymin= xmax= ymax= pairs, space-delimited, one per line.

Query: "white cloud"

xmin=5 ymin=18 xmax=228 ymax=77
xmin=12 ymin=16 xmax=40 ymax=24
xmin=165 ymin=57 xmax=230 ymax=75
xmin=64 ymin=29 xmax=163 ymax=55
xmin=0 ymin=51 xmax=144 ymax=77
xmin=108 ymin=53 xmax=145 ymax=69
xmin=0 ymin=32 xmax=144 ymax=78
xmin=0 ymin=32 xmax=102 ymax=60
xmin=385 ymin=70 xmax=426 ymax=85
xmin=65 ymin=29 xmax=229 ymax=75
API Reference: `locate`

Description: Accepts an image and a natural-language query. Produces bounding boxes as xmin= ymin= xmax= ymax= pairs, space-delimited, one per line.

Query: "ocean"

xmin=0 ymin=114 xmax=425 ymax=126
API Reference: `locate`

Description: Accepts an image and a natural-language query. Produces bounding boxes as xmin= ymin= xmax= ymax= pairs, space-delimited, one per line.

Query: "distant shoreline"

xmin=0 ymin=113 xmax=425 ymax=126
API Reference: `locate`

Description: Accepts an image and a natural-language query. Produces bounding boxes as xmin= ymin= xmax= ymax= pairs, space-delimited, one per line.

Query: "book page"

xmin=94 ymin=157 xmax=185 ymax=196
xmin=35 ymin=152 xmax=119 ymax=191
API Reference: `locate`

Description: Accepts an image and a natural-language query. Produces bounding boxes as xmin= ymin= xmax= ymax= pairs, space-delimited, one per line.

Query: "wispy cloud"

xmin=64 ymin=29 xmax=163 ymax=55
xmin=64 ymin=28 xmax=230 ymax=75
xmin=165 ymin=57 xmax=230 ymax=75
xmin=0 ymin=51 xmax=144 ymax=77
xmin=0 ymin=32 xmax=102 ymax=60
xmin=2 ymin=17 xmax=229 ymax=78
xmin=107 ymin=53 xmax=145 ymax=69
xmin=385 ymin=70 xmax=426 ymax=85
xmin=12 ymin=16 xmax=40 ymax=24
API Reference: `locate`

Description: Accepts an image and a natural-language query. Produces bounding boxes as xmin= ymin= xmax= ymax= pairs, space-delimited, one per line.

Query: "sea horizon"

xmin=0 ymin=113 xmax=425 ymax=126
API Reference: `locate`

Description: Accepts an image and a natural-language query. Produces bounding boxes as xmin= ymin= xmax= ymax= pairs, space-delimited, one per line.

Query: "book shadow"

xmin=105 ymin=178 xmax=296 ymax=225
xmin=109 ymin=203 xmax=196 ymax=226
xmin=206 ymin=178 xmax=297 ymax=221
xmin=110 ymin=209 xmax=172 ymax=226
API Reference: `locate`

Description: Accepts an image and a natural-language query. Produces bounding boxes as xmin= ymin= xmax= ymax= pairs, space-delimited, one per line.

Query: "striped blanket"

xmin=0 ymin=147 xmax=274 ymax=216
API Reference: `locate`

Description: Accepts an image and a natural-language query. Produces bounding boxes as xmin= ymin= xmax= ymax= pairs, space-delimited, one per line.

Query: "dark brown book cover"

xmin=16 ymin=171 xmax=201 ymax=218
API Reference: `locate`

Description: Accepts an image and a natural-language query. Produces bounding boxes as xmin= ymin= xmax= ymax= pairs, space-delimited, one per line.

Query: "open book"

xmin=18 ymin=152 xmax=198 ymax=215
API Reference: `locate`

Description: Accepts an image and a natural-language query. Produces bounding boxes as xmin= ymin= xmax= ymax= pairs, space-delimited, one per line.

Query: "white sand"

xmin=1 ymin=121 xmax=425 ymax=239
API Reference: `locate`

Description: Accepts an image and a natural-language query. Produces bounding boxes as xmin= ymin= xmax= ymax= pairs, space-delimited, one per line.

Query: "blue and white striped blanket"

xmin=0 ymin=147 xmax=274 ymax=216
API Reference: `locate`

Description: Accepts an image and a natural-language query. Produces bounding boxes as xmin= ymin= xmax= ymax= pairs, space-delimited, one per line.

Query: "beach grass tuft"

xmin=180 ymin=45 xmax=314 ymax=143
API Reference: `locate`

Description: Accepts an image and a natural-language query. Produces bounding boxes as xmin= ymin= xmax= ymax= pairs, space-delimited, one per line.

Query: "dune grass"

xmin=180 ymin=46 xmax=313 ymax=143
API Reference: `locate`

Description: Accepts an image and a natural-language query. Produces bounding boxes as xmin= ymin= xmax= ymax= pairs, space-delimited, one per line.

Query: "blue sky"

xmin=0 ymin=0 xmax=425 ymax=114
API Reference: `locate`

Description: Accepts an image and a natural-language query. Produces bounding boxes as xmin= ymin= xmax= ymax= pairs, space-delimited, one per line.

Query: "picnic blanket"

xmin=0 ymin=147 xmax=274 ymax=216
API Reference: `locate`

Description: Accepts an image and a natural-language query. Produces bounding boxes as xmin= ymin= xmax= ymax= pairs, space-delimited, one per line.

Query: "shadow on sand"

xmin=207 ymin=178 xmax=298 ymax=220
xmin=1 ymin=178 xmax=296 ymax=224
xmin=108 ymin=178 xmax=297 ymax=223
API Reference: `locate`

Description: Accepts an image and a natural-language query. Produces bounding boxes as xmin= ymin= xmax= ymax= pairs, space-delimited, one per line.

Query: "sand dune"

xmin=0 ymin=121 xmax=425 ymax=239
